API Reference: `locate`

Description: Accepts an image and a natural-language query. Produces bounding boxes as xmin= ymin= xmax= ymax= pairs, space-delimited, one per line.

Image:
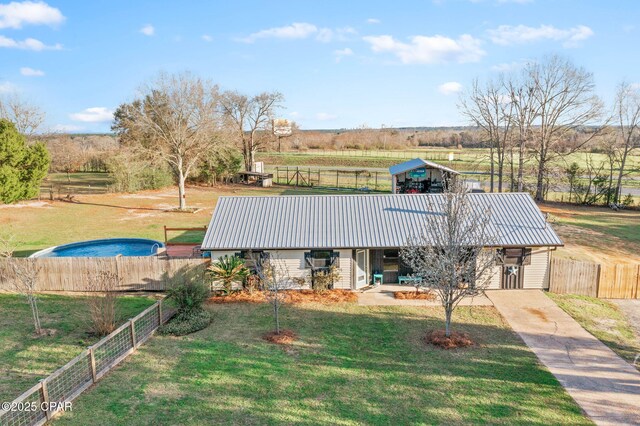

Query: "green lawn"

xmin=0 ymin=294 xmax=156 ymax=402
xmin=546 ymin=293 xmax=640 ymax=369
xmin=1 ymin=182 xmax=352 ymax=256
xmin=55 ymin=303 xmax=589 ymax=425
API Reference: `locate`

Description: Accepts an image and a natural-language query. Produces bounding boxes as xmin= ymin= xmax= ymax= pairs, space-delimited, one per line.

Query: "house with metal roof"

xmin=202 ymin=193 xmax=562 ymax=290
xmin=390 ymin=158 xmax=459 ymax=194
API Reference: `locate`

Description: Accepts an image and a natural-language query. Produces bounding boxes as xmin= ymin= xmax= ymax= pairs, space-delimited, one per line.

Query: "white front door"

xmin=355 ymin=249 xmax=368 ymax=289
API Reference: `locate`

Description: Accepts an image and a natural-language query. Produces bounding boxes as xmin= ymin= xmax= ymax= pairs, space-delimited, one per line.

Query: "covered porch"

xmin=352 ymin=248 xmax=414 ymax=290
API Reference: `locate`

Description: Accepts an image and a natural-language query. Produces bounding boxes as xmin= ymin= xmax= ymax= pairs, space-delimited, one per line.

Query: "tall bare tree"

xmin=400 ymin=181 xmax=498 ymax=337
xmin=504 ymin=73 xmax=537 ymax=192
xmin=459 ymin=78 xmax=512 ymax=192
xmin=612 ymin=81 xmax=640 ymax=203
xmin=526 ymin=56 xmax=604 ymax=201
xmin=0 ymin=94 xmax=46 ymax=137
xmin=112 ymin=72 xmax=221 ymax=209
xmin=220 ymin=91 xmax=284 ymax=171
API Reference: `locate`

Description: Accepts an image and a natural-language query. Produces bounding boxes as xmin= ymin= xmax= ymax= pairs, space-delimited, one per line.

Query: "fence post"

xmin=40 ymin=379 xmax=51 ymax=421
xmin=336 ymin=170 xmax=339 ymax=188
xmin=595 ymin=263 xmax=602 ymax=298
xmin=158 ymin=300 xmax=163 ymax=325
xmin=129 ymin=319 xmax=137 ymax=348
xmin=89 ymin=347 xmax=97 ymax=383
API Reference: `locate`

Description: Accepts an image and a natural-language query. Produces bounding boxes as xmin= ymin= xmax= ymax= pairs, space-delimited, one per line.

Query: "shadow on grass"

xmin=54 ymin=303 xmax=590 ymax=425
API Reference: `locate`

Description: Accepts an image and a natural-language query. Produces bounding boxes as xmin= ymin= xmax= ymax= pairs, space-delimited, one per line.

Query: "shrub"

xmin=106 ymin=150 xmax=173 ymax=193
xmin=87 ymin=271 xmax=119 ymax=336
xmin=207 ymin=255 xmax=250 ymax=294
xmin=166 ymin=267 xmax=210 ymax=315
xmin=159 ymin=310 xmax=211 ymax=336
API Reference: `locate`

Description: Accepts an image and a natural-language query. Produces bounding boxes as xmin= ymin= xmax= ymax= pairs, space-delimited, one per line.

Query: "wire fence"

xmin=0 ymin=300 xmax=174 ymax=426
xmin=274 ymin=167 xmax=393 ymax=192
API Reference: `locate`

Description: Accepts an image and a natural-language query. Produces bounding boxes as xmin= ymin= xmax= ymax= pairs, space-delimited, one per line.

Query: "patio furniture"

xmin=372 ymin=273 xmax=383 ymax=286
xmin=398 ymin=276 xmax=422 ymax=285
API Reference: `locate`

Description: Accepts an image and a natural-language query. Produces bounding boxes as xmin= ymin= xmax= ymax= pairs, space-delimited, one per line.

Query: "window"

xmin=236 ymin=250 xmax=268 ymax=271
xmin=383 ymin=249 xmax=399 ymax=272
xmin=305 ymin=250 xmax=339 ymax=269
xmin=496 ymin=248 xmax=531 ymax=266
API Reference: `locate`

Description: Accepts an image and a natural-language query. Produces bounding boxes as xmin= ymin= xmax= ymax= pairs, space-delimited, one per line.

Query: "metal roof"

xmin=388 ymin=158 xmax=459 ymax=176
xmin=202 ymin=193 xmax=562 ymax=250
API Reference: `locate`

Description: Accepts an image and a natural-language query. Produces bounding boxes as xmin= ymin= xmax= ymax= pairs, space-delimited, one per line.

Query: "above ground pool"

xmin=30 ymin=238 xmax=164 ymax=258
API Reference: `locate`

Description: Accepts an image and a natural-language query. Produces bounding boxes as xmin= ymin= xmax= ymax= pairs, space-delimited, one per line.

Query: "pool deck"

xmin=164 ymin=244 xmax=201 ymax=258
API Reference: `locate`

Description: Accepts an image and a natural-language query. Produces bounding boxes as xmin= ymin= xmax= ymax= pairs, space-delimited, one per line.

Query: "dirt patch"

xmin=0 ymin=201 xmax=52 ymax=209
xmin=394 ymin=291 xmax=436 ymax=300
xmin=263 ymin=329 xmax=297 ymax=345
xmin=525 ymin=308 xmax=548 ymax=322
xmin=425 ymin=330 xmax=474 ymax=349
xmin=208 ymin=289 xmax=357 ymax=304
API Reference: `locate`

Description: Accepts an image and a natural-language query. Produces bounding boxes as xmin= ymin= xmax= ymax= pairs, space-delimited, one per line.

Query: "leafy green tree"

xmin=0 ymin=119 xmax=49 ymax=204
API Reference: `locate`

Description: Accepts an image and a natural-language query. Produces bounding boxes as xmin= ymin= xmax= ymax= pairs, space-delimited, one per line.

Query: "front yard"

xmin=55 ymin=303 xmax=589 ymax=425
xmin=0 ymin=294 xmax=155 ymax=402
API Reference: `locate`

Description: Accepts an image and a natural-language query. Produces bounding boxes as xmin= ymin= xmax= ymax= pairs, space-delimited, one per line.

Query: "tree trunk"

xmin=517 ymin=139 xmax=525 ymax=192
xmin=489 ymin=144 xmax=495 ymax=193
xmin=444 ymin=304 xmax=452 ymax=337
xmin=535 ymin=157 xmax=546 ymax=201
xmin=177 ymin=167 xmax=187 ymax=210
xmin=29 ymin=296 xmax=42 ymax=334
xmin=615 ymin=149 xmax=629 ymax=204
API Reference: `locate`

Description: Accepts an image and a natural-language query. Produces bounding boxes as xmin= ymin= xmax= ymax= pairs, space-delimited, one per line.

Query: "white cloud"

xmin=239 ymin=22 xmax=317 ymax=43
xmin=487 ymin=24 xmax=594 ymax=47
xmin=70 ymin=107 xmax=114 ymax=123
xmin=0 ymin=35 xmax=62 ymax=50
xmin=0 ymin=1 xmax=65 ymax=29
xmin=202 ymin=34 xmax=213 ymax=42
xmin=334 ymin=47 xmax=354 ymax=62
xmin=367 ymin=18 xmax=380 ymax=24
xmin=0 ymin=81 xmax=17 ymax=93
xmin=491 ymin=61 xmax=525 ymax=72
xmin=630 ymin=83 xmax=640 ymax=91
xmin=139 ymin=24 xmax=155 ymax=36
xmin=438 ymin=81 xmax=463 ymax=95
xmin=316 ymin=26 xmax=356 ymax=43
xmin=363 ymin=34 xmax=485 ymax=64
xmin=316 ymin=112 xmax=337 ymax=121
xmin=20 ymin=67 xmax=44 ymax=76
xmin=53 ymin=123 xmax=83 ymax=132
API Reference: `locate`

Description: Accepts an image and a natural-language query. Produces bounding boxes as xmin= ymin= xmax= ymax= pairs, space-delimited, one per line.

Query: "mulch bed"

xmin=394 ymin=290 xmax=436 ymax=300
xmin=425 ymin=330 xmax=474 ymax=349
xmin=263 ymin=329 xmax=297 ymax=345
xmin=208 ymin=289 xmax=358 ymax=304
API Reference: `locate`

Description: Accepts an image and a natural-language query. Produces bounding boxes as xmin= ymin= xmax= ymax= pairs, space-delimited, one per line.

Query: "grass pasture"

xmin=54 ymin=303 xmax=589 ymax=425
xmin=0 ymin=294 xmax=155 ymax=403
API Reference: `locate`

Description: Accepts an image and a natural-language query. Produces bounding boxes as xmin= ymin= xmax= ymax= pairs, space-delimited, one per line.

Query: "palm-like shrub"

xmin=207 ymin=255 xmax=250 ymax=294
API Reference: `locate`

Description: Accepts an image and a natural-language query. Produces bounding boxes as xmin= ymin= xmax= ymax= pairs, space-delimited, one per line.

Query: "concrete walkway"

xmin=489 ymin=290 xmax=640 ymax=426
xmin=357 ymin=285 xmax=493 ymax=306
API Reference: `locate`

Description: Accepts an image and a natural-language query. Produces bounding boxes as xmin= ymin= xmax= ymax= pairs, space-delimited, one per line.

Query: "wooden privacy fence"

xmin=0 ymin=300 xmax=175 ymax=426
xmin=0 ymin=257 xmax=209 ymax=292
xmin=549 ymin=257 xmax=640 ymax=299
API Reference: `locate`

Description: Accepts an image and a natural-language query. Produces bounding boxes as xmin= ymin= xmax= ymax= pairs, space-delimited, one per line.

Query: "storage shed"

xmin=390 ymin=158 xmax=459 ymax=194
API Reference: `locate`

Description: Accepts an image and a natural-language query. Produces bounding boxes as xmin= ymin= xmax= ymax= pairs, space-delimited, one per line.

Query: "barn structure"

xmin=390 ymin=158 xmax=459 ymax=194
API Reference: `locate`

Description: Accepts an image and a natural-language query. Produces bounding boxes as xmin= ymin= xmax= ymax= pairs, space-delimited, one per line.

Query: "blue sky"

xmin=0 ymin=0 xmax=638 ymax=133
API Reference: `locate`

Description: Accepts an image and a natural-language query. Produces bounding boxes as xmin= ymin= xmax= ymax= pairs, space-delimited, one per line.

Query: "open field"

xmin=3 ymin=174 xmax=640 ymax=263
xmin=54 ymin=303 xmax=589 ymax=425
xmin=540 ymin=203 xmax=640 ymax=263
xmin=546 ymin=293 xmax=640 ymax=370
xmin=0 ymin=294 xmax=155 ymax=402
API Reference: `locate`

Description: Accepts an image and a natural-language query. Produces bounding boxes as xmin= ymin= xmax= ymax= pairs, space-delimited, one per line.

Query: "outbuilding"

xmin=390 ymin=158 xmax=459 ymax=194
xmin=201 ymin=193 xmax=562 ymax=291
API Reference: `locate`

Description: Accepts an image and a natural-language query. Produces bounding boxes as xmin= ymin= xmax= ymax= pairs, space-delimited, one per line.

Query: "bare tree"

xmin=526 ymin=56 xmax=604 ymax=201
xmin=459 ymin=77 xmax=513 ymax=192
xmin=0 ymin=94 xmax=46 ymax=137
xmin=87 ymin=271 xmax=120 ymax=336
xmin=48 ymin=136 xmax=86 ymax=182
xmin=220 ymin=91 xmax=284 ymax=171
xmin=112 ymin=72 xmax=221 ymax=209
xmin=400 ymin=181 xmax=498 ymax=336
xmin=0 ymin=237 xmax=43 ymax=335
xmin=504 ymin=73 xmax=537 ymax=192
xmin=612 ymin=81 xmax=640 ymax=203
xmin=255 ymin=253 xmax=293 ymax=335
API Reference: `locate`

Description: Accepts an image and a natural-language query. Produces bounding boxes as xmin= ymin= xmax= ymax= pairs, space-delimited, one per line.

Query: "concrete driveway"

xmin=488 ymin=290 xmax=640 ymax=426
